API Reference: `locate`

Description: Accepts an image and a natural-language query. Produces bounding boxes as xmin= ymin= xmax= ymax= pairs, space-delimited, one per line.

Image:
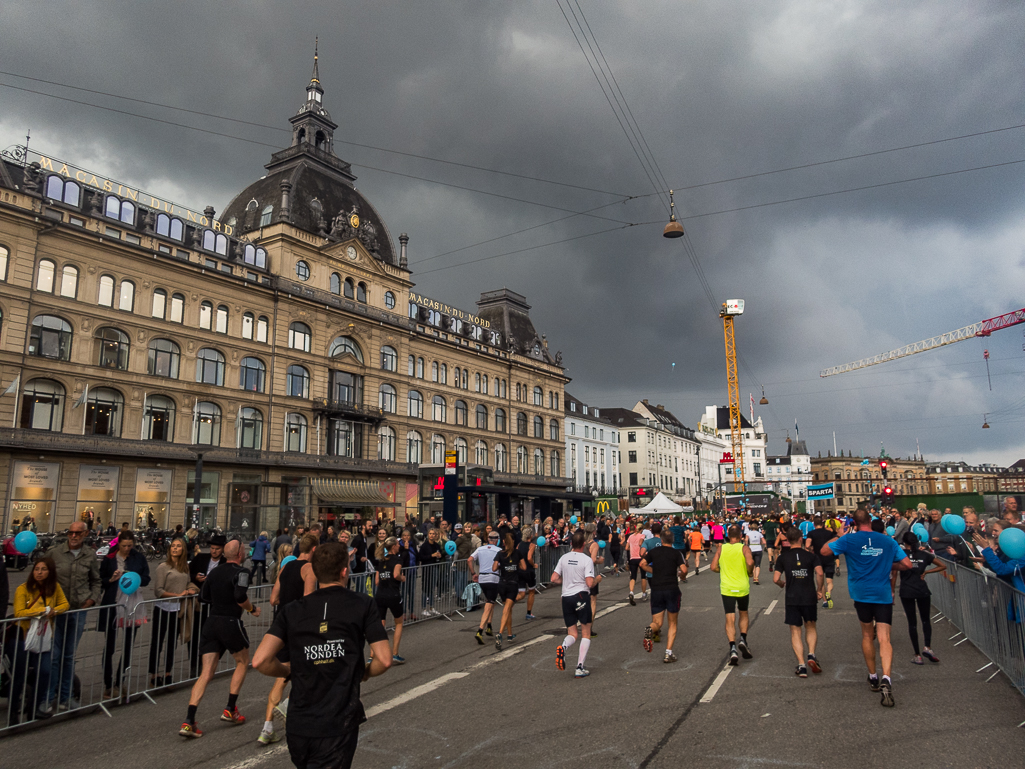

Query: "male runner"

xmin=688 ymin=526 xmax=704 ymax=572
xmin=252 ymin=542 xmax=392 ymax=769
xmin=798 ymin=514 xmax=815 ymax=539
xmin=469 ymin=530 xmax=502 ymax=643
xmin=820 ymin=507 xmax=911 ymax=707
xmin=552 ymin=531 xmax=596 ymax=678
xmin=584 ymin=523 xmax=604 ymax=635
xmin=626 ymin=522 xmax=647 ymax=606
xmin=805 ymin=516 xmax=837 ymax=608
xmin=774 ymin=527 xmax=825 ymax=677
xmin=518 ymin=527 xmax=539 ymax=620
xmin=641 ymin=527 xmax=688 ymax=663
xmin=745 ymin=523 xmax=765 ymax=585
xmin=711 ymin=525 xmax=754 ymax=665
xmin=762 ymin=517 xmax=779 ymax=570
xmin=180 ymin=539 xmax=260 ymax=737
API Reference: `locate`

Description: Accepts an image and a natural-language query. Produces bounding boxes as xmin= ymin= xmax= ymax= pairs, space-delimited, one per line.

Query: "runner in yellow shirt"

xmin=711 ymin=525 xmax=755 ymax=665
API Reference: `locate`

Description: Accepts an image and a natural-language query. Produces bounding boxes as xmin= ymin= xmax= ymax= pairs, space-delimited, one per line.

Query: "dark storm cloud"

xmin=2 ymin=0 xmax=1023 ymax=463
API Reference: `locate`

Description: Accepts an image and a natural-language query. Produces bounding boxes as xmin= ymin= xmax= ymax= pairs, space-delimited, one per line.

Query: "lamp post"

xmin=190 ymin=450 xmax=204 ymax=530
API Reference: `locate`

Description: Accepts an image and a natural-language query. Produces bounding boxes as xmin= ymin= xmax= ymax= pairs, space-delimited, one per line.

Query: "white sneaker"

xmin=574 ymin=665 xmax=590 ymax=678
xmin=274 ymin=698 xmax=288 ymax=720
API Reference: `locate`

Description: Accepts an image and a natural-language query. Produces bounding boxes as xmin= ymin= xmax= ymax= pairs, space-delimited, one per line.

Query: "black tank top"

xmin=278 ymin=559 xmax=307 ymax=608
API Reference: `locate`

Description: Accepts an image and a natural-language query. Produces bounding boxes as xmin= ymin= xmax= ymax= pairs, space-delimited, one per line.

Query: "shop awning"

xmin=311 ymin=478 xmax=400 ymax=507
xmin=456 ymin=484 xmax=597 ymax=502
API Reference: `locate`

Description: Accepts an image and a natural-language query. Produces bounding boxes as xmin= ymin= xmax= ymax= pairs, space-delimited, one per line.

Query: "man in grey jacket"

xmin=44 ymin=520 xmax=102 ymax=712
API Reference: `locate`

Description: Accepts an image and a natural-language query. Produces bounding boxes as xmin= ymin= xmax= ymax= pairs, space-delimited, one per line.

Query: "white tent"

xmin=630 ymin=491 xmax=684 ymax=515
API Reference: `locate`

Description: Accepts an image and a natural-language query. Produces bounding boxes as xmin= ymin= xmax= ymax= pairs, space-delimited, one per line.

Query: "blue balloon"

xmin=119 ymin=571 xmax=141 ymax=595
xmin=280 ymin=555 xmax=297 ymax=568
xmin=916 ymin=528 xmax=929 ymax=543
xmin=14 ymin=531 xmax=37 ymax=555
xmin=570 ymin=516 xmax=578 ymax=524
xmin=941 ymin=514 xmax=966 ymax=536
xmin=444 ymin=540 xmax=457 ymax=555
xmin=999 ymin=527 xmax=1025 ymax=560
xmin=536 ymin=536 xmax=546 ymax=548
xmin=598 ymin=540 xmax=607 ymax=548
xmin=912 ymin=523 xmax=928 ymax=537
xmin=886 ymin=526 xmax=895 ymax=536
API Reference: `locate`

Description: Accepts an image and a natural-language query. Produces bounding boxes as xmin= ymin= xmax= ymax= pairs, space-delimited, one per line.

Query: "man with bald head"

xmin=180 ymin=538 xmax=261 ymax=738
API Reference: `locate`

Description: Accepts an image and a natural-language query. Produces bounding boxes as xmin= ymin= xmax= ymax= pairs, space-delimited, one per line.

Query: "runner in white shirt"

xmin=469 ymin=532 xmax=503 ymax=645
xmin=551 ymin=531 xmax=596 ymax=678
xmin=746 ymin=523 xmax=766 ymax=585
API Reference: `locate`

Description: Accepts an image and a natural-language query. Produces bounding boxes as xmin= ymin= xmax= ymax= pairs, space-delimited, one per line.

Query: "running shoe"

xmin=807 ymin=655 xmax=822 ymax=674
xmin=728 ymin=648 xmax=739 ymax=666
xmin=475 ymin=629 xmax=484 ymax=645
xmin=868 ymin=675 xmax=881 ymax=692
xmin=257 ymin=729 xmax=280 ymax=745
xmin=880 ymin=679 xmax=894 ymax=707
xmin=629 ymin=594 xmax=636 ymax=606
xmin=221 ymin=707 xmax=246 ymax=725
xmin=664 ymin=651 xmax=678 ymax=664
xmin=507 ymin=634 xmax=517 ymax=642
xmin=652 ymin=630 xmax=661 ymax=643
xmin=643 ymin=626 xmax=653 ymax=653
xmin=911 ymin=655 xmax=924 ymax=665
xmin=796 ymin=665 xmax=808 ymax=678
xmin=556 ymin=645 xmax=566 ymax=671
xmin=392 ymin=655 xmax=406 ymax=665
xmin=179 ymin=722 xmax=203 ymax=738
xmin=485 ymin=624 xmax=493 ymax=636
xmin=923 ymin=649 xmax=940 ymax=663
xmin=575 ymin=665 xmax=590 ymax=679
xmin=495 ymin=633 xmax=503 ymax=651
xmin=525 ymin=613 xmax=536 ymax=620
xmin=737 ymin=639 xmax=753 ymax=659
xmin=274 ymin=698 xmax=288 ymax=720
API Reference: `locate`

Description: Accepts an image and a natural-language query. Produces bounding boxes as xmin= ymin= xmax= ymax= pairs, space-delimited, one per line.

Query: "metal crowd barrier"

xmin=925 ymin=561 xmax=1025 ymax=697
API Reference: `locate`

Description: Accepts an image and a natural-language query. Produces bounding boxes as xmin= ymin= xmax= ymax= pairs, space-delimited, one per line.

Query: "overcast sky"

xmin=3 ymin=0 xmax=1023 ymax=465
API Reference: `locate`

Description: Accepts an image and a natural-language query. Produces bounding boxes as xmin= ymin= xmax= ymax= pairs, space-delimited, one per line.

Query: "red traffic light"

xmin=879 ymin=459 xmax=888 ymax=469
xmin=884 ymin=486 xmax=893 ymax=495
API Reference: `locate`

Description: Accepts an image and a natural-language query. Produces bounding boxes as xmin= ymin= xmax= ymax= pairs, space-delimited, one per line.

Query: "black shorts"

xmin=498 ymin=581 xmax=520 ymax=603
xmin=650 ymin=588 xmax=682 ymax=615
xmin=751 ymin=550 xmax=763 ymax=567
xmin=287 ymin=729 xmax=360 ymax=769
xmin=854 ymin=601 xmax=894 ymax=625
xmin=785 ymin=604 xmax=818 ymax=627
xmin=589 ymin=579 xmax=600 ymax=597
xmin=375 ymin=590 xmax=404 ymax=619
xmin=821 ymin=557 xmax=836 ymax=578
xmin=480 ymin=582 xmax=499 ymax=604
xmin=561 ymin=592 xmax=593 ymax=627
xmin=629 ymin=558 xmax=643 ymax=580
xmin=721 ymin=594 xmax=750 ymax=614
xmin=519 ymin=569 xmax=537 ymax=591
xmin=199 ymin=616 xmax=250 ymax=657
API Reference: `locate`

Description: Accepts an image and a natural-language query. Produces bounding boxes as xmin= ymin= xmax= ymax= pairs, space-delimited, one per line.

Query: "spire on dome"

xmin=305 ymin=37 xmax=324 ymax=107
xmin=311 ymin=37 xmax=320 ymax=85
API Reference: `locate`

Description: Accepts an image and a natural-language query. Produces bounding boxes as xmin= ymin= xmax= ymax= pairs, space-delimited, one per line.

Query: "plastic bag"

xmin=24 ymin=616 xmax=53 ymax=654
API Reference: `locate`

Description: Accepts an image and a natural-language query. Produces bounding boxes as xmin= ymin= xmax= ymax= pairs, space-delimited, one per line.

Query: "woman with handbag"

xmin=98 ymin=531 xmax=150 ymax=700
xmin=149 ymin=539 xmax=196 ymax=687
xmin=12 ymin=557 xmax=68 ymax=722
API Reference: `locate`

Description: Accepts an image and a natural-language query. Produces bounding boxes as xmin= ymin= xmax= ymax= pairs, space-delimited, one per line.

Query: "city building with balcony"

xmin=810 ymin=452 xmax=926 ymax=516
xmin=766 ymin=437 xmax=812 ymax=504
xmin=695 ymin=406 xmax=768 ymax=494
xmin=925 ymin=461 xmax=1002 ymax=495
xmin=563 ymin=392 xmax=618 ymax=496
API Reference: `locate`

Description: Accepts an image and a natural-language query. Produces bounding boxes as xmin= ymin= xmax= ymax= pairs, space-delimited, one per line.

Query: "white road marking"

xmin=700 ymin=665 xmax=735 ymax=703
xmin=365 ymin=671 xmax=469 ymax=718
xmin=595 ymin=601 xmax=628 ymax=619
xmin=764 ymin=599 xmax=778 ymax=615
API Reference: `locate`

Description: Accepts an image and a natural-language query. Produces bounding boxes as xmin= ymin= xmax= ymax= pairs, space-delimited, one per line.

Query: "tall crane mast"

xmin=820 ymin=307 xmax=1025 ymax=377
xmin=721 ymin=300 xmax=746 ymax=492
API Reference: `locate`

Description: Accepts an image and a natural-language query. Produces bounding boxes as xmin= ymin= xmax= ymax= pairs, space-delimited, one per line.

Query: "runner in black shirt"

xmin=491 ymin=533 xmax=525 ymax=651
xmin=898 ymin=532 xmax=946 ymax=665
xmin=805 ymin=517 xmax=838 ymax=608
xmin=773 ymin=528 xmax=825 ymax=678
xmin=640 ymin=528 xmax=687 ymax=663
xmin=517 ymin=529 xmax=539 ymax=621
xmin=374 ymin=537 xmax=407 ymax=664
xmin=180 ymin=540 xmax=261 ymax=738
xmin=253 ymin=542 xmax=391 ymax=769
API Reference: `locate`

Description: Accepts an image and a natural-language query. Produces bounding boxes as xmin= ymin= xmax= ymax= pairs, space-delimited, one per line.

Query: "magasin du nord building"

xmin=0 ymin=57 xmax=575 ymax=535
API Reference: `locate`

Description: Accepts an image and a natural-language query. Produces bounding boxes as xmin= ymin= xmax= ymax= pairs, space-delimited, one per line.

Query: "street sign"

xmin=807 ymin=483 xmax=835 ymax=501
xmin=445 ymin=450 xmax=458 ymax=476
xmin=719 ymin=452 xmax=734 ymax=464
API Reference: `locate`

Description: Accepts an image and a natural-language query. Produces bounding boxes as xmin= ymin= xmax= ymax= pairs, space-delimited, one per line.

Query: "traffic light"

xmin=879 ymin=458 xmax=888 ymax=479
xmin=882 ymin=486 xmax=894 ymax=505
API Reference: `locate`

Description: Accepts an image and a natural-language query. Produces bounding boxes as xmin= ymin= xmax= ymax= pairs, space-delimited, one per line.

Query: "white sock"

xmin=264 ymin=720 xmax=274 ymax=732
xmin=562 ymin=635 xmax=576 ymax=649
xmin=577 ymin=637 xmax=591 ymax=666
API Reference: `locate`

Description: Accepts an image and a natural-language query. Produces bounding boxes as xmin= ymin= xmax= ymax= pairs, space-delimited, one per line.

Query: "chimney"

xmin=399 ymin=233 xmax=409 ymax=269
xmin=642 ymin=399 xmax=649 ymax=405
xmin=656 ymin=405 xmax=663 ymax=410
xmin=204 ymin=205 xmax=215 ymax=222
xmin=278 ymin=180 xmax=292 ymax=223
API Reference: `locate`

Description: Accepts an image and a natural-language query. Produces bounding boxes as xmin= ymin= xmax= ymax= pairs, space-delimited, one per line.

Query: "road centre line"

xmin=595 ymin=602 xmax=628 ymax=619
xmin=765 ymin=599 xmax=778 ymax=615
xmin=699 ymin=665 xmax=735 ymax=704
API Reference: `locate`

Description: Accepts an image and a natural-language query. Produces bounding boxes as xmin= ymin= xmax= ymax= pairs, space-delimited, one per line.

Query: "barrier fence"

xmin=925 ymin=560 xmax=1025 ymax=698
xmin=1 ymin=545 xmax=575 ymax=734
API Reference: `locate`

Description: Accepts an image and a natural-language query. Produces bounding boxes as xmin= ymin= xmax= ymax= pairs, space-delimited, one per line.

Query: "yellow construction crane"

xmin=720 ymin=300 xmax=745 ymax=492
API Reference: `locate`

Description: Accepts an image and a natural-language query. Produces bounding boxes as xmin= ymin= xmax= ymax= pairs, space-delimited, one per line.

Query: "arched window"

xmin=550 ymin=450 xmax=560 ymax=477
xmin=237 ymin=407 xmax=263 ymax=450
xmin=407 ymin=431 xmax=423 ymax=464
xmin=241 ymin=312 xmax=254 ymax=339
xmin=379 ymin=383 xmax=397 ymax=413
xmin=239 ymin=357 xmax=266 ymax=392
xmin=118 ymin=280 xmax=135 ymax=312
xmin=256 ymin=316 xmax=269 ymax=343
xmin=155 ymin=214 xmax=184 ymax=241
xmin=533 ymin=386 xmax=543 ymax=406
xmin=407 ymin=355 xmax=415 ymax=376
xmin=286 ymin=365 xmax=310 ymax=398
xmin=215 ymin=305 xmax=228 ymax=334
xmin=199 ymin=301 xmax=213 ymax=330
xmin=533 ymin=415 xmax=543 ymax=438
xmin=148 ymin=339 xmax=180 ymax=378
xmin=440 ymin=364 xmax=448 ymax=385
xmin=196 ymin=348 xmax=225 ymax=385
xmin=407 ymin=390 xmax=423 ymax=419
xmin=475 ymin=373 xmax=481 ymax=393
xmin=59 ymin=265 xmax=78 ymax=298
xmin=476 ymin=404 xmax=488 ymax=430
xmin=85 ymin=387 xmax=124 ymax=437
xmin=45 ymin=176 xmax=81 ymax=206
xmin=28 ymin=315 xmax=72 ymax=360
xmin=289 ymin=322 xmax=311 ymax=352
xmin=550 ymin=419 xmax=560 ymax=441
xmin=344 ymin=278 xmax=354 ymax=299
xmin=482 ymin=375 xmax=489 ymax=395
xmin=104 ymin=196 xmax=135 ymax=224
xmin=194 ymin=401 xmax=221 ymax=445
xmin=202 ymin=230 xmax=228 ymax=255
xmin=516 ymin=412 xmax=527 ymax=436
xmin=499 ymin=379 xmax=507 ymax=398
xmin=534 ymin=449 xmax=544 ymax=476
xmin=495 ymin=443 xmax=508 ymax=472
xmin=260 ymin=204 xmax=273 ymax=227
xmin=461 ymin=369 xmax=469 ymax=389
xmin=242 ymin=244 xmax=267 ymax=268
xmin=286 ymin=414 xmax=308 ymax=453
xmin=329 ymin=336 xmax=363 ymax=363
xmin=36 ymin=259 xmax=56 ymax=292
xmin=431 ymin=361 xmax=439 ymax=382
xmin=475 ymin=440 xmax=488 ymax=465
xmin=455 ymin=400 xmax=468 ymax=426
xmin=431 ymin=434 xmax=446 ymax=464
xmin=378 ymin=426 xmax=396 ymax=461
xmin=20 ymin=379 xmax=64 ymax=431
xmin=169 ymin=293 xmax=185 ymax=323
xmin=495 ymin=408 xmax=507 ymax=432
xmin=416 ymin=357 xmax=424 ymax=378
xmin=384 ymin=291 xmax=396 ymax=310
xmin=143 ymin=395 xmax=176 ymax=441
xmin=380 ymin=346 xmax=397 ymax=372
xmin=455 ymin=437 xmax=468 ymax=464
xmin=432 ymin=395 xmax=446 ymax=422
xmin=515 ymin=383 xmax=521 ymax=401
xmin=330 ymin=273 xmax=341 ymax=295
xmin=96 ymin=327 xmax=129 ymax=370
xmin=356 ymin=282 xmax=367 ymax=303
xmin=152 ymin=289 xmax=167 ymax=319
xmin=0 ymin=244 xmax=8 ymax=281
xmin=517 ymin=446 xmax=527 ymax=474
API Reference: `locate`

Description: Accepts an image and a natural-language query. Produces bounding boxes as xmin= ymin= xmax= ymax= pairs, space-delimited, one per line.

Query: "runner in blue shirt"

xmin=821 ymin=507 xmax=911 ymax=708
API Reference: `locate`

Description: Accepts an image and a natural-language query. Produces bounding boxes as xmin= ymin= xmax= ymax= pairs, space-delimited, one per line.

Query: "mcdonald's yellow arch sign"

xmin=596 ymin=500 xmax=612 ymax=515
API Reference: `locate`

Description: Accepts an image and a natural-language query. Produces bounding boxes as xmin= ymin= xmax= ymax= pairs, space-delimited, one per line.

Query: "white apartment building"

xmin=696 ymin=406 xmax=769 ymax=494
xmin=766 ymin=438 xmax=812 ymax=502
xmin=563 ymin=392 xmax=618 ymax=493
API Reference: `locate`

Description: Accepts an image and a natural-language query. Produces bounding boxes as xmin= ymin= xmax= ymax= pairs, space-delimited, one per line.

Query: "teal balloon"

xmin=916 ymin=528 xmax=929 ymax=543
xmin=886 ymin=526 xmax=895 ymax=536
xmin=536 ymin=536 xmax=546 ymax=547
xmin=14 ymin=531 xmax=37 ymax=554
xmin=941 ymin=514 xmax=966 ymax=536
xmin=280 ymin=555 xmax=297 ymax=568
xmin=999 ymin=527 xmax=1025 ymax=560
xmin=570 ymin=516 xmax=578 ymax=524
xmin=119 ymin=571 xmax=141 ymax=595
xmin=598 ymin=540 xmax=607 ymax=548
xmin=444 ymin=540 xmax=456 ymax=555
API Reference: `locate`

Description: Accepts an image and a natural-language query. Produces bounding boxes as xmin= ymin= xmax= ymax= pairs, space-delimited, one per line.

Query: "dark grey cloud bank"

xmin=3 ymin=0 xmax=1023 ymax=463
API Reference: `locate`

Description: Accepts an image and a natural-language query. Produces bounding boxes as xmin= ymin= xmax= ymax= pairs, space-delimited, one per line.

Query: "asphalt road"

xmin=3 ymin=557 xmax=1024 ymax=769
